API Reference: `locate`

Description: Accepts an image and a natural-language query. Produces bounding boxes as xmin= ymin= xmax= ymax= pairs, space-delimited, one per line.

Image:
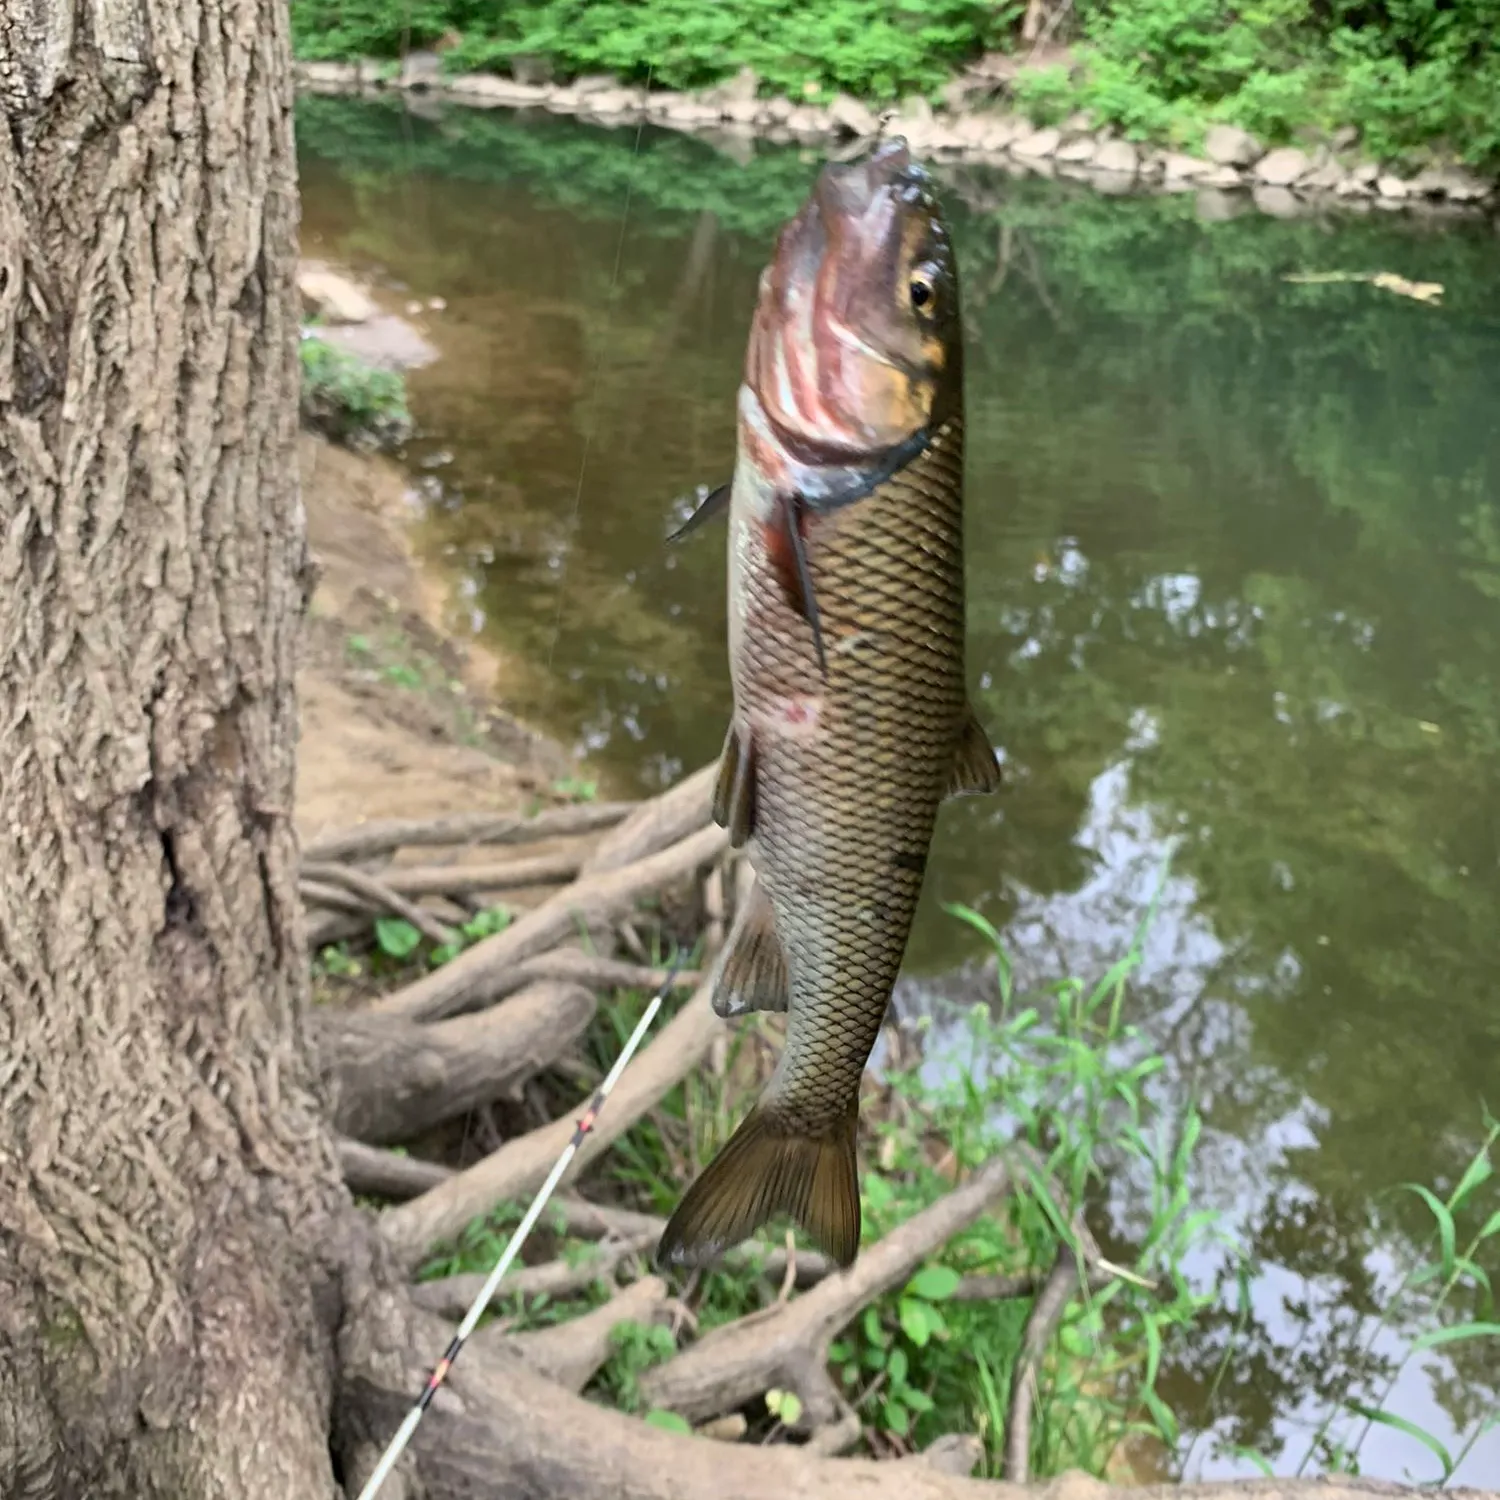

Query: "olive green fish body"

xmin=655 ymin=139 xmax=1000 ymax=1272
xmin=737 ymin=418 xmax=968 ymax=1137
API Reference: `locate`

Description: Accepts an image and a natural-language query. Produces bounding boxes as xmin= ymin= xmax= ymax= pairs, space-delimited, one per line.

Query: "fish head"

xmin=743 ymin=136 xmax=961 ymax=495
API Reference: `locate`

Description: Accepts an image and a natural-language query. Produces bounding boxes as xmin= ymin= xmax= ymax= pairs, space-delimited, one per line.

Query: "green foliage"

xmin=293 ymin=0 xmax=1020 ymax=101
xmin=292 ymin=0 xmax=1500 ymax=163
xmin=299 ymin=334 xmax=412 ymax=449
xmin=1294 ymin=1118 xmax=1500 ymax=1479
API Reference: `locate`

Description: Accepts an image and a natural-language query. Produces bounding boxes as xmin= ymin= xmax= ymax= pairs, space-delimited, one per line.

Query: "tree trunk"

xmin=0 ymin=3 xmax=344 ymax=1493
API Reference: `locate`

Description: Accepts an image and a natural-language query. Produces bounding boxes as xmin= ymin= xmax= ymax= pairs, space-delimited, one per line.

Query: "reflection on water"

xmin=296 ymin=96 xmax=1500 ymax=1481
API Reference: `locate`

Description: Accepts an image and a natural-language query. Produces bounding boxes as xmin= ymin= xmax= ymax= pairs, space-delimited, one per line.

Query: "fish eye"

xmin=909 ymin=268 xmax=937 ymax=312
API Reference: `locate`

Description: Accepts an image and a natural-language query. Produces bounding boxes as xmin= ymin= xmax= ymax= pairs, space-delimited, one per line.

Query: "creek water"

xmin=295 ymin=95 xmax=1500 ymax=1484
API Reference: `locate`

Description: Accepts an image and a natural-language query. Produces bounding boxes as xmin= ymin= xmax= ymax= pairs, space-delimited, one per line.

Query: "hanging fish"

xmin=656 ymin=138 xmax=1001 ymax=1271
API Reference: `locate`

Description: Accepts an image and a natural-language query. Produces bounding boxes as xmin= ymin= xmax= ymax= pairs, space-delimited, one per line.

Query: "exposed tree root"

xmin=339 ymin=1138 xmax=452 ymax=1198
xmin=1004 ymin=1247 xmax=1083 ymax=1483
xmin=475 ymin=951 xmax=702 ymax=1007
xmin=302 ymin=860 xmax=457 ymax=945
xmin=370 ymin=823 xmax=727 ymax=1023
xmin=334 ymin=1251 xmax=1487 ymax=1500
xmin=303 ymin=799 xmax=636 ymax=863
xmin=360 ymin=849 xmax=586 ymax=897
xmin=486 ymin=1275 xmax=672 ymax=1393
xmin=409 ymin=1231 xmax=657 ymax=1318
xmin=581 ymin=761 xmax=717 ymax=874
xmin=378 ymin=981 xmax=722 ymax=1268
xmin=636 ymin=1151 xmax=1021 ymax=1427
xmin=318 ymin=980 xmax=597 ymax=1144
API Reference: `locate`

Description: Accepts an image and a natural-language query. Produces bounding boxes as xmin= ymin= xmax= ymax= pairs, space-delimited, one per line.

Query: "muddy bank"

xmin=294 ymin=58 xmax=1496 ymax=225
xmin=295 ymin=429 xmax=576 ymax=851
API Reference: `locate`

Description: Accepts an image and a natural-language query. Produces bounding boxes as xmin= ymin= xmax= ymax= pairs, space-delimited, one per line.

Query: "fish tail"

xmin=655 ymin=1096 xmax=861 ymax=1270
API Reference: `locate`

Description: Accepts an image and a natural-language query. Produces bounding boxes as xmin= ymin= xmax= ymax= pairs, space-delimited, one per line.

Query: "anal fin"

xmin=711 ymin=877 xmax=789 ymax=1019
xmin=712 ymin=721 xmax=757 ymax=847
xmin=946 ymin=704 xmax=1002 ymax=798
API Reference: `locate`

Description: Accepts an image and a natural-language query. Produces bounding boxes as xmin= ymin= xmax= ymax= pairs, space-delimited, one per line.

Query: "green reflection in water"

xmin=295 ymin=95 xmax=1500 ymax=1479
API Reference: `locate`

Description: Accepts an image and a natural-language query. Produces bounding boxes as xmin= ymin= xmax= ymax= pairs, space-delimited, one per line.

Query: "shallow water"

xmin=296 ymin=96 xmax=1500 ymax=1483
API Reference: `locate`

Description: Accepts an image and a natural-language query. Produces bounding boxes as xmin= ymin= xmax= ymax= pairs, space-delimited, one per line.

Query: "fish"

xmin=655 ymin=138 xmax=1001 ymax=1272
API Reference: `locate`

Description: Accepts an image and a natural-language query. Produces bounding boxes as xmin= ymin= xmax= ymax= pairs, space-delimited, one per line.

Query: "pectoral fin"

xmin=712 ymin=722 xmax=757 ymax=848
xmin=947 ymin=705 xmax=1002 ymax=798
xmin=667 ymin=481 xmax=730 ymax=542
xmin=711 ymin=877 xmax=789 ymax=1019
xmin=765 ymin=493 xmax=828 ymax=679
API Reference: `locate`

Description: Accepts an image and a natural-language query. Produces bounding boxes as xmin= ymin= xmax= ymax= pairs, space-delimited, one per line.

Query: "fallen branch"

xmin=302 ymin=860 xmax=455 ymax=946
xmin=409 ymin=1230 xmax=655 ymax=1319
xmin=362 ymin=849 xmax=585 ymax=898
xmin=1003 ymin=1246 xmax=1080 ymax=1484
xmin=379 ymin=979 xmax=721 ymax=1269
xmin=371 ymin=821 xmax=727 ymax=1023
xmin=638 ymin=1150 xmax=1020 ymax=1427
xmin=339 ymin=1138 xmax=452 ymax=1199
xmin=302 ymin=799 xmax=636 ymax=864
xmin=318 ymin=980 xmax=596 ymax=1145
xmin=486 ymin=1275 xmax=671 ymax=1393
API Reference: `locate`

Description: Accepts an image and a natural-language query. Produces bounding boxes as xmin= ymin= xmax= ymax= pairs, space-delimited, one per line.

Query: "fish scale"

xmin=741 ymin=417 xmax=967 ymax=1133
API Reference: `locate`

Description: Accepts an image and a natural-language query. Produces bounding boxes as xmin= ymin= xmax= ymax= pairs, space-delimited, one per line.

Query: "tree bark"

xmin=0 ymin=2 xmax=345 ymax=1493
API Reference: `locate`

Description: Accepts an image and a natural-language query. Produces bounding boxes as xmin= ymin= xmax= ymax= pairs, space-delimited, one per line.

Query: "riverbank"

xmin=293 ymin=262 xmax=580 ymax=855
xmin=293 ymin=59 xmax=1496 ymax=224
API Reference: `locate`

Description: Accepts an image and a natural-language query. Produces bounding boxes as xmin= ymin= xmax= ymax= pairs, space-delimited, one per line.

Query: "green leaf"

xmin=1346 ymin=1403 xmax=1453 ymax=1480
xmin=1477 ymin=1209 xmax=1500 ymax=1242
xmin=907 ymin=1264 xmax=961 ymax=1301
xmin=905 ymin=1387 xmax=935 ymax=1414
xmin=899 ymin=1298 xmax=932 ymax=1347
xmin=765 ymin=1387 xmax=803 ymax=1425
xmin=1401 ymin=1182 xmax=1457 ymax=1276
xmin=888 ymin=1346 xmax=909 ymax=1387
xmin=643 ymin=1409 xmax=691 ymax=1434
xmin=1143 ymin=1387 xmax=1180 ymax=1447
xmin=1410 ymin=1320 xmax=1500 ymax=1353
xmin=1450 ymin=1149 xmax=1493 ymax=1209
xmin=374 ymin=916 xmax=422 ymax=959
xmin=1226 ymin=1446 xmax=1275 ymax=1477
xmin=882 ymin=1397 xmax=910 ymax=1436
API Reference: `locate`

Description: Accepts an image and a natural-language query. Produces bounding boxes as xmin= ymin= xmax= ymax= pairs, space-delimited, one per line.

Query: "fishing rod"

xmin=354 ymin=957 xmax=681 ymax=1500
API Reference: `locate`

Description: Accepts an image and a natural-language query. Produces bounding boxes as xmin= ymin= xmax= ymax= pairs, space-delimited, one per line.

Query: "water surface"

xmin=296 ymin=97 xmax=1500 ymax=1483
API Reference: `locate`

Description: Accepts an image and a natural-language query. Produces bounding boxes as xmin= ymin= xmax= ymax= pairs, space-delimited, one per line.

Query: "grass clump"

xmin=299 ymin=333 xmax=412 ymax=450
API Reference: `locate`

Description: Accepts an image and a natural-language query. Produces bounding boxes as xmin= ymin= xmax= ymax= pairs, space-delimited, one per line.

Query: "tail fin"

xmin=655 ymin=1099 xmax=861 ymax=1270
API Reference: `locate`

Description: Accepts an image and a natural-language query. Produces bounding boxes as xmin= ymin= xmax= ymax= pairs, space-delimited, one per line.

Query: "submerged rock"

xmin=299 ymin=263 xmax=377 ymax=325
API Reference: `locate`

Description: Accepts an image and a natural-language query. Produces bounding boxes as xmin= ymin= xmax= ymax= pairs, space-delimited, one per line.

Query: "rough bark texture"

xmin=0 ymin=2 xmax=344 ymax=1493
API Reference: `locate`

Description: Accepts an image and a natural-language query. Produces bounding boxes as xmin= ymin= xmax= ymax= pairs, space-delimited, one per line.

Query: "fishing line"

xmin=546 ymin=62 xmax=655 ymax=674
xmin=352 ymin=959 xmax=679 ymax=1500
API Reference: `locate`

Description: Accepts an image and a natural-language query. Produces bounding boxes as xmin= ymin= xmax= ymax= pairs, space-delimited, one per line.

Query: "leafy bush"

xmin=292 ymin=0 xmax=1500 ymax=162
xmin=299 ymin=334 xmax=412 ymax=449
